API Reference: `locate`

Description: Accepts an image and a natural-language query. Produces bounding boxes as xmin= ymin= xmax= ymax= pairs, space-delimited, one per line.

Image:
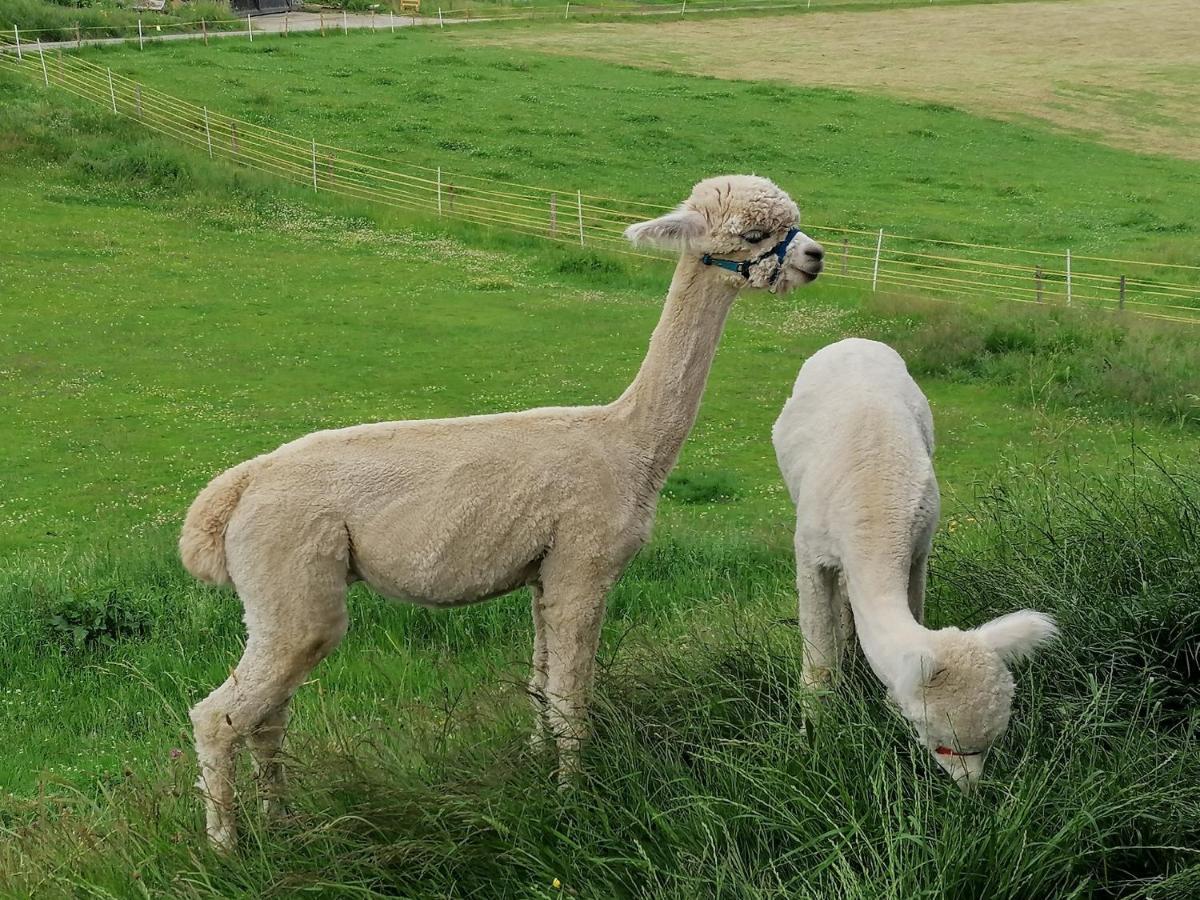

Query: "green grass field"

xmin=2 ymin=6 xmax=1199 ymax=895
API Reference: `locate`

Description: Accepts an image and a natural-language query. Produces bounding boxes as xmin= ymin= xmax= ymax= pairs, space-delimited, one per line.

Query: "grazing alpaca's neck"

xmin=613 ymin=255 xmax=740 ymax=489
xmin=844 ymin=569 xmax=931 ymax=693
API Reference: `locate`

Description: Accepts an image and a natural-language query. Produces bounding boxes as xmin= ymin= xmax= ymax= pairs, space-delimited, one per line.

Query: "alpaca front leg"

xmin=908 ymin=553 xmax=928 ymax=625
xmin=528 ymin=584 xmax=551 ymax=750
xmin=539 ymin=582 xmax=606 ymax=784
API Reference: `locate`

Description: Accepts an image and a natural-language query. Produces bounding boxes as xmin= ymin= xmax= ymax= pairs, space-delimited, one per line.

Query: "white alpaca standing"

xmin=180 ymin=174 xmax=826 ymax=850
xmin=772 ymin=338 xmax=1057 ymax=788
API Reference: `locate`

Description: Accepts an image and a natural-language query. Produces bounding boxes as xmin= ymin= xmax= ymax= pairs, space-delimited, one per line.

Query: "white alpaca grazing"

xmin=772 ymin=338 xmax=1057 ymax=788
xmin=180 ymin=174 xmax=825 ymax=850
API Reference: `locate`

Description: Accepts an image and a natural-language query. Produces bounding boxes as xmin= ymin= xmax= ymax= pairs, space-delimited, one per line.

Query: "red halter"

xmin=935 ymin=745 xmax=983 ymax=758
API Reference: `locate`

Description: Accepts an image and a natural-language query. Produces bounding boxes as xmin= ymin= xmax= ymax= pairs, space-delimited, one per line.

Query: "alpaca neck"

xmin=844 ymin=572 xmax=932 ymax=694
xmin=613 ymin=255 xmax=740 ymax=488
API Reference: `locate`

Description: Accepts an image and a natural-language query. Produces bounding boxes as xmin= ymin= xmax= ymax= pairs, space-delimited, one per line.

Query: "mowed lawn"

xmin=474 ymin=0 xmax=1200 ymax=161
xmin=2 ymin=154 xmax=1192 ymax=560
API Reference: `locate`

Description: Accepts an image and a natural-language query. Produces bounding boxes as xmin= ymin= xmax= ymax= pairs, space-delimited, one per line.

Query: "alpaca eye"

xmin=742 ymin=230 xmax=768 ymax=244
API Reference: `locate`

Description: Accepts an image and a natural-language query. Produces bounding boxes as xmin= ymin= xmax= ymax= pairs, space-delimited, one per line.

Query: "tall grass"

xmin=1 ymin=464 xmax=1197 ymax=896
xmin=864 ymin=293 xmax=1200 ymax=429
xmin=0 ymin=0 xmax=235 ymax=42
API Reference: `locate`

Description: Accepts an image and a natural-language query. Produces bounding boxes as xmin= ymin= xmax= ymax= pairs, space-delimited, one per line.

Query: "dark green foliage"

xmin=663 ymin=469 xmax=741 ymax=504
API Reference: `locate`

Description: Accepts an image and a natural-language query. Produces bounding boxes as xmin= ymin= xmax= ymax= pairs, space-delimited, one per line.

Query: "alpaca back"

xmin=773 ymin=339 xmax=938 ymax=575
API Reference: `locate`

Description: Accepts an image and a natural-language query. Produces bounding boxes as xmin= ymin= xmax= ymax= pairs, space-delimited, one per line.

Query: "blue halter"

xmin=700 ymin=227 xmax=801 ymax=286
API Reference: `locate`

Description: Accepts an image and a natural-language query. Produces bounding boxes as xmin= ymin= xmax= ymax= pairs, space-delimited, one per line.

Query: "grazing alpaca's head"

xmin=624 ymin=175 xmax=825 ymax=293
xmin=892 ymin=611 xmax=1059 ymax=789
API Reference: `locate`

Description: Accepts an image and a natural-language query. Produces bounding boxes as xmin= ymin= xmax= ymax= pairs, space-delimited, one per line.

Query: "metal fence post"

xmin=37 ymin=40 xmax=48 ymax=86
xmin=312 ymin=139 xmax=318 ymax=191
xmin=1066 ymin=249 xmax=1072 ymax=306
xmin=1035 ymin=265 xmax=1043 ymax=302
xmin=204 ymin=106 xmax=213 ymax=158
xmin=1119 ymin=274 xmax=1126 ymax=310
xmin=138 ymin=19 xmax=144 ymax=50
xmin=871 ymin=228 xmax=883 ymax=291
xmin=247 ymin=15 xmax=253 ymax=42
xmin=549 ymin=192 xmax=557 ymax=237
xmin=135 ymin=84 xmax=142 ymax=118
xmin=437 ymin=167 xmax=443 ymax=214
xmin=840 ymin=238 xmax=848 ymax=275
xmin=107 ymin=67 xmax=117 ymax=113
xmin=577 ymin=191 xmax=585 ymax=246
xmin=13 ymin=25 xmax=21 ymax=60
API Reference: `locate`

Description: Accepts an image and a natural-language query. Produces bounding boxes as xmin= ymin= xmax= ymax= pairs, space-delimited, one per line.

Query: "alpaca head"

xmin=623 ymin=175 xmax=825 ymax=293
xmin=891 ymin=611 xmax=1058 ymax=790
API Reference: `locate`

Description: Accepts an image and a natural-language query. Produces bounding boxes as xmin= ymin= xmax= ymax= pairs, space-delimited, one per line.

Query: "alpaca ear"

xmin=975 ymin=610 xmax=1059 ymax=665
xmin=624 ymin=206 xmax=707 ymax=250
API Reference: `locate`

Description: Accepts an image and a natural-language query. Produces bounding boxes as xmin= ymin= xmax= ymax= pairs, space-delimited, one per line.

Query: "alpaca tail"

xmin=179 ymin=459 xmax=259 ymax=586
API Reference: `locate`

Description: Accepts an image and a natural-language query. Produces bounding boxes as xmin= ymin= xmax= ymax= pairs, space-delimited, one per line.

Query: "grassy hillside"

xmin=1 ymin=19 xmax=1198 ymax=896
xmin=65 ymin=26 xmax=1200 ymax=267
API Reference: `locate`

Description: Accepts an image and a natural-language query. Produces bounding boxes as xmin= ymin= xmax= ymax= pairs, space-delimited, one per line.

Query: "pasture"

xmin=1 ymin=1 xmax=1198 ymax=895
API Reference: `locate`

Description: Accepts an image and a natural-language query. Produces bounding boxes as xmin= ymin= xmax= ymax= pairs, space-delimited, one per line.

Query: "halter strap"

xmin=700 ymin=227 xmax=801 ymax=286
xmin=935 ymin=745 xmax=984 ymax=758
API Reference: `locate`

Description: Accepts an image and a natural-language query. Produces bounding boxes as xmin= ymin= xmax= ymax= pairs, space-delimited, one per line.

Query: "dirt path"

xmin=468 ymin=0 xmax=1200 ymax=159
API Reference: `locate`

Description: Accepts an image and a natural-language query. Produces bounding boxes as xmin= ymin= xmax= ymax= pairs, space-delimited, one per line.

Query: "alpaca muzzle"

xmin=700 ymin=227 xmax=810 ymax=287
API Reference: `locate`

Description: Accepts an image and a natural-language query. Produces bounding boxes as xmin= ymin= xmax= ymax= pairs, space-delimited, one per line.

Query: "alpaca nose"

xmin=804 ymin=244 xmax=825 ymax=262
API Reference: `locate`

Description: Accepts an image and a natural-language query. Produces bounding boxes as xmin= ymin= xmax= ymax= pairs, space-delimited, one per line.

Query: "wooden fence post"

xmin=1119 ymin=274 xmax=1126 ymax=310
xmin=75 ymin=24 xmax=81 ymax=50
xmin=320 ymin=12 xmax=325 ymax=36
xmin=202 ymin=19 xmax=208 ymax=46
xmin=1035 ymin=265 xmax=1043 ymax=302
xmin=549 ymin=193 xmax=557 ymax=237
xmin=840 ymin=238 xmax=848 ymax=275
xmin=230 ymin=121 xmax=239 ymax=155
xmin=312 ymin=139 xmax=318 ymax=191
xmin=437 ymin=167 xmax=443 ymax=215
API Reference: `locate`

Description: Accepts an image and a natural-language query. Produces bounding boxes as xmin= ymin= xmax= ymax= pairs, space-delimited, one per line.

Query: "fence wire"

xmin=0 ymin=35 xmax=1196 ymax=325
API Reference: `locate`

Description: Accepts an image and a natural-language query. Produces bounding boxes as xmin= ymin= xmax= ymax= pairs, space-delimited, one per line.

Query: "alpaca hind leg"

xmin=192 ymin=538 xmax=349 ymax=851
xmin=246 ymin=706 xmax=290 ymax=817
xmin=795 ymin=545 xmax=839 ymax=691
xmin=908 ymin=553 xmax=928 ymax=625
xmin=528 ymin=584 xmax=550 ymax=750
xmin=539 ymin=571 xmax=608 ymax=785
